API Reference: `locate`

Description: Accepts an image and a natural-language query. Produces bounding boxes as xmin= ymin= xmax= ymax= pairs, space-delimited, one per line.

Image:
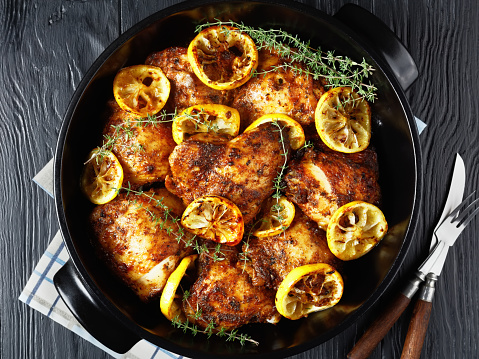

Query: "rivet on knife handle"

xmin=347 ymin=273 xmax=423 ymax=359
xmin=400 ymin=273 xmax=438 ymax=359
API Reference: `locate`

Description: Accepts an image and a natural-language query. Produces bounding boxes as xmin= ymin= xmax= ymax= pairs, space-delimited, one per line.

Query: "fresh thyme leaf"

xmin=182 ymin=290 xmax=191 ymax=302
xmin=227 ymin=329 xmax=239 ymax=342
xmin=217 ymin=327 xmax=227 ymax=338
xmin=299 ymin=140 xmax=314 ymax=151
xmin=205 ymin=321 xmax=215 ymax=339
xmin=194 ymin=308 xmax=203 ymax=320
xmin=172 ymin=315 xmax=182 ymax=328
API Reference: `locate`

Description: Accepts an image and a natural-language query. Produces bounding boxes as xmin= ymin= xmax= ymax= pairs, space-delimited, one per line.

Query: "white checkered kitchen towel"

xmin=20 ymin=118 xmax=426 ymax=358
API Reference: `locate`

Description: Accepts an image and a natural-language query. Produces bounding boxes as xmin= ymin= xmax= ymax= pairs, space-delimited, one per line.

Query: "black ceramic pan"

xmin=53 ymin=1 xmax=422 ymax=358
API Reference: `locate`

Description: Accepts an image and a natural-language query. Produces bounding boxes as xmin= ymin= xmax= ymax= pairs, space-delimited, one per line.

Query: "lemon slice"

xmin=253 ymin=196 xmax=295 ymax=237
xmin=244 ymin=113 xmax=305 ymax=150
xmin=327 ymin=201 xmax=388 ymax=261
xmin=113 ymin=64 xmax=170 ymax=116
xmin=181 ymin=195 xmax=244 ymax=246
xmin=81 ymin=148 xmax=123 ymax=205
xmin=187 ymin=25 xmax=258 ymax=90
xmin=160 ymin=254 xmax=198 ymax=321
xmin=172 ymin=104 xmax=240 ymax=144
xmin=275 ymin=263 xmax=343 ymax=320
xmin=315 ymin=87 xmax=371 ymax=153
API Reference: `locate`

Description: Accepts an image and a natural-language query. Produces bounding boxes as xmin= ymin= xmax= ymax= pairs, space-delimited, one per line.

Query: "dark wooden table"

xmin=2 ymin=0 xmax=478 ymax=358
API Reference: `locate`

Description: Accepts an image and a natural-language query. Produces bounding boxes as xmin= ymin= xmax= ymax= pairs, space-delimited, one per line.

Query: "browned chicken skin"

xmin=104 ymin=100 xmax=176 ymax=188
xmin=165 ymin=122 xmax=289 ymax=224
xmin=183 ymin=243 xmax=280 ymax=331
xmin=242 ymin=209 xmax=343 ymax=290
xmin=145 ymin=47 xmax=233 ymax=112
xmin=284 ymin=142 xmax=381 ymax=229
xmin=90 ymin=189 xmax=194 ymax=301
xmin=232 ymin=48 xmax=325 ymax=129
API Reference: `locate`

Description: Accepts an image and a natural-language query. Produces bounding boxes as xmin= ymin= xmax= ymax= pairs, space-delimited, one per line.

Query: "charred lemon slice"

xmin=181 ymin=195 xmax=244 ymax=246
xmin=315 ymin=87 xmax=371 ymax=153
xmin=275 ymin=263 xmax=343 ymax=320
xmin=187 ymin=25 xmax=258 ymax=90
xmin=81 ymin=148 xmax=123 ymax=205
xmin=172 ymin=104 xmax=240 ymax=144
xmin=253 ymin=196 xmax=295 ymax=238
xmin=113 ymin=65 xmax=170 ymax=116
xmin=244 ymin=113 xmax=305 ymax=150
xmin=160 ymin=254 xmax=198 ymax=321
xmin=327 ymin=201 xmax=388 ymax=261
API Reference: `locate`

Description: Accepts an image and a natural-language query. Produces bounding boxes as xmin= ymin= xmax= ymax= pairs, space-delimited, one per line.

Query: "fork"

xmin=401 ymin=192 xmax=479 ymax=359
xmin=348 ymin=192 xmax=479 ymax=359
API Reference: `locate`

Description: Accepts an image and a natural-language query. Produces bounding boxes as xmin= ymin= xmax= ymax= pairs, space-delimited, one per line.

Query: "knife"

xmin=347 ymin=154 xmax=466 ymax=359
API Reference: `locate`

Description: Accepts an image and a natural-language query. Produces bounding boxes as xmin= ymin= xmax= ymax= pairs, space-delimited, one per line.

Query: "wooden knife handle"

xmin=348 ymin=273 xmax=424 ymax=359
xmin=400 ymin=299 xmax=433 ymax=359
xmin=401 ymin=273 xmax=438 ymax=359
xmin=347 ymin=293 xmax=411 ymax=359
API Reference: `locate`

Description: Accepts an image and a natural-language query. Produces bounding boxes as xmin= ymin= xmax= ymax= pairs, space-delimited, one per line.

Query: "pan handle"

xmin=334 ymin=4 xmax=418 ymax=91
xmin=53 ymin=260 xmax=140 ymax=354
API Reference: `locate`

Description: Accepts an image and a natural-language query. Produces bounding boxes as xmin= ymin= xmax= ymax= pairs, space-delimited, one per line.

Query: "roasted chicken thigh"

xmin=242 ymin=209 xmax=342 ymax=290
xmin=90 ymin=189 xmax=194 ymax=301
xmin=284 ymin=142 xmax=381 ymax=229
xmin=145 ymin=47 xmax=232 ymax=112
xmin=183 ymin=243 xmax=280 ymax=331
xmin=104 ymin=100 xmax=176 ymax=188
xmin=166 ymin=122 xmax=289 ymax=224
xmin=232 ymin=48 xmax=325 ymax=129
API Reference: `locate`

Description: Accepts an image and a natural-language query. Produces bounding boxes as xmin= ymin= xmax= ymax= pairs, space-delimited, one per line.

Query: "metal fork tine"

xmin=460 ymin=204 xmax=479 ymax=228
xmin=455 ymin=196 xmax=479 ymax=224
xmin=448 ymin=191 xmax=476 ymax=219
xmin=435 ymin=192 xmax=478 ymax=247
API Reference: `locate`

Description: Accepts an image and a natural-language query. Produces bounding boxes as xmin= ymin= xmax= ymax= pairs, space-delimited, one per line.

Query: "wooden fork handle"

xmin=400 ymin=299 xmax=432 ymax=359
xmin=348 ymin=273 xmax=424 ymax=359
xmin=401 ymin=273 xmax=438 ymax=359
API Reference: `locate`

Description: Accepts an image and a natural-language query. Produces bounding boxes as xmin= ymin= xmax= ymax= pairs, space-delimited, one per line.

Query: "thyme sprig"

xmin=171 ymin=315 xmax=258 ymax=346
xmin=270 ymin=120 xmax=289 ymax=228
xmin=182 ymin=107 xmax=223 ymax=133
xmin=121 ymin=185 xmax=227 ymax=261
xmin=87 ymin=106 xmax=226 ymax=166
xmin=85 ymin=110 xmax=176 ymax=165
xmin=299 ymin=140 xmax=314 ymax=151
xmin=271 ymin=120 xmax=288 ymax=201
xmin=196 ymin=20 xmax=377 ymax=102
xmin=240 ymin=120 xmax=290 ymax=268
xmin=238 ymin=217 xmax=263 ymax=272
xmin=177 ymin=290 xmax=259 ymax=346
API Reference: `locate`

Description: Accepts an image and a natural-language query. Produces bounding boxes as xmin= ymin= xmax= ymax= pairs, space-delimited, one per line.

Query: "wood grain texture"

xmin=1 ymin=0 xmax=478 ymax=358
xmin=1 ymin=1 xmax=118 ymax=358
xmin=401 ymin=300 xmax=433 ymax=359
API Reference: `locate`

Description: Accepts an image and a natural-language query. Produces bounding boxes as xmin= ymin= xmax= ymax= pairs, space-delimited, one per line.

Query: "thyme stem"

xmin=196 ymin=20 xmax=377 ymax=102
xmin=120 ymin=186 xmax=228 ymax=261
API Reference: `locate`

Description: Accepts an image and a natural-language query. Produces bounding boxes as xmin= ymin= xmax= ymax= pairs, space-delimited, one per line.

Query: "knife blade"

xmin=430 ymin=153 xmax=465 ymax=248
